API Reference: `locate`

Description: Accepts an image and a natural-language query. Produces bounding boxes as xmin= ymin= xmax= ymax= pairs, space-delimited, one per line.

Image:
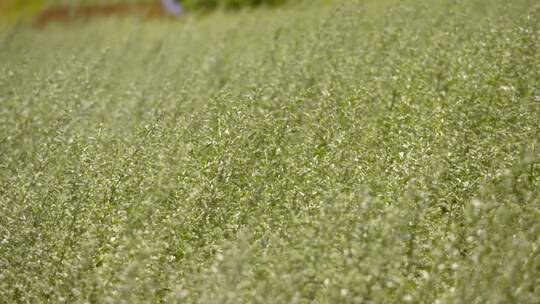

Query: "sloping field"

xmin=0 ymin=0 xmax=539 ymax=302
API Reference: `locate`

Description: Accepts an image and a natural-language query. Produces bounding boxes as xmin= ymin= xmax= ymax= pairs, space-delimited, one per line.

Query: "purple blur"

xmin=161 ymin=0 xmax=183 ymax=16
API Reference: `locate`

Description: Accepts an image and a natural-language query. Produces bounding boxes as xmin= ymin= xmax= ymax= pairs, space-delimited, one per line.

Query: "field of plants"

xmin=1 ymin=0 xmax=539 ymax=302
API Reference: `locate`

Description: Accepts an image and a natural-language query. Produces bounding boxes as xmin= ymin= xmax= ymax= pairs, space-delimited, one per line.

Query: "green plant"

xmin=0 ymin=0 xmax=539 ymax=303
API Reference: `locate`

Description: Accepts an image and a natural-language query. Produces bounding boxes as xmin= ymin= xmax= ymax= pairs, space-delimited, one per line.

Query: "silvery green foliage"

xmin=0 ymin=0 xmax=539 ymax=303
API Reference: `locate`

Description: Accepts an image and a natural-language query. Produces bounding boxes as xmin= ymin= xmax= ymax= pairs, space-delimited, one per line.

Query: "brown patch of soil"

xmin=34 ymin=3 xmax=173 ymax=28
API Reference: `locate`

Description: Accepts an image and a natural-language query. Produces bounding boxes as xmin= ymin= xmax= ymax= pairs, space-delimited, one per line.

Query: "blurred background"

xmin=0 ymin=0 xmax=307 ymax=28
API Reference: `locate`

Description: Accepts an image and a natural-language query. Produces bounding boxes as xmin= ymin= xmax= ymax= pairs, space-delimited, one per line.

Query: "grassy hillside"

xmin=1 ymin=0 xmax=539 ymax=303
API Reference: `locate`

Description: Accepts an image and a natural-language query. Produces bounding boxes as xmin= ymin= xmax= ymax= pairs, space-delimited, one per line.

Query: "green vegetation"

xmin=1 ymin=0 xmax=539 ymax=302
xmin=0 ymin=0 xmax=43 ymax=26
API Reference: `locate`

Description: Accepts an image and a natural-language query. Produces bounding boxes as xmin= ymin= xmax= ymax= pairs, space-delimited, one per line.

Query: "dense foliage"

xmin=1 ymin=0 xmax=539 ymax=302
